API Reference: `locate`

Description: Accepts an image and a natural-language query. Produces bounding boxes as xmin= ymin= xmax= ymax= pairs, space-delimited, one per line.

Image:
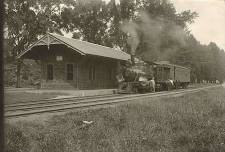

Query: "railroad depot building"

xmin=18 ymin=33 xmax=130 ymax=89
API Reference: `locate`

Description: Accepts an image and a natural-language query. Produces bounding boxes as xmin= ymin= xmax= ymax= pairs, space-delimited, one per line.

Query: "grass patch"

xmin=5 ymin=87 xmax=225 ymax=152
xmin=4 ymin=92 xmax=68 ymax=104
xmin=188 ymin=83 xmax=218 ymax=88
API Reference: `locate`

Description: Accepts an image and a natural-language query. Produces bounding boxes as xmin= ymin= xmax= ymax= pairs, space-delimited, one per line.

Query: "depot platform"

xmin=5 ymin=87 xmax=118 ymax=99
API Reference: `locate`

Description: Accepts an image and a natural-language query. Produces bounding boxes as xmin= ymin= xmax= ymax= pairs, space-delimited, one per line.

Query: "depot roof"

xmin=18 ymin=33 xmax=131 ymax=61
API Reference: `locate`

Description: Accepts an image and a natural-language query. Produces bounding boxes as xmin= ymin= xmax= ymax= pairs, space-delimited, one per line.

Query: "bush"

xmin=5 ymin=124 xmax=30 ymax=152
xmin=4 ymin=59 xmax=41 ymax=87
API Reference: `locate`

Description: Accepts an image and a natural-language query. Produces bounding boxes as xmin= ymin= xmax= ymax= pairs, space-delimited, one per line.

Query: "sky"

xmin=171 ymin=0 xmax=225 ymax=50
xmin=104 ymin=0 xmax=225 ymax=50
xmin=62 ymin=0 xmax=225 ymax=50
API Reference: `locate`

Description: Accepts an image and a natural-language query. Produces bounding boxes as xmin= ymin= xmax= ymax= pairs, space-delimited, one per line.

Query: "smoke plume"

xmin=121 ymin=11 xmax=187 ymax=61
xmin=121 ymin=20 xmax=139 ymax=55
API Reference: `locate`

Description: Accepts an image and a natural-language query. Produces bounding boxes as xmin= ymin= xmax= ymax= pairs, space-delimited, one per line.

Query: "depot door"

xmin=65 ymin=63 xmax=78 ymax=89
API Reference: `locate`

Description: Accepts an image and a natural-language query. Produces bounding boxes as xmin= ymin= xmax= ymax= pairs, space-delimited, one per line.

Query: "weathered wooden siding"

xmin=169 ymin=65 xmax=190 ymax=82
xmin=173 ymin=67 xmax=190 ymax=82
xmin=77 ymin=56 xmax=117 ymax=89
xmin=39 ymin=45 xmax=118 ymax=89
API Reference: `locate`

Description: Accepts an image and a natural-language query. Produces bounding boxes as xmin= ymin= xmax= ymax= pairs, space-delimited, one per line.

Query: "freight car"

xmin=150 ymin=61 xmax=191 ymax=90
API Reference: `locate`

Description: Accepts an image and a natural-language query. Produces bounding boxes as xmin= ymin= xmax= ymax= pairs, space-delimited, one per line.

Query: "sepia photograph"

xmin=3 ymin=0 xmax=225 ymax=151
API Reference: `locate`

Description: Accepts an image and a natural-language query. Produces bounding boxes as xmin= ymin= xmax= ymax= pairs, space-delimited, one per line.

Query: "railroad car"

xmin=118 ymin=60 xmax=191 ymax=93
xmin=150 ymin=61 xmax=191 ymax=90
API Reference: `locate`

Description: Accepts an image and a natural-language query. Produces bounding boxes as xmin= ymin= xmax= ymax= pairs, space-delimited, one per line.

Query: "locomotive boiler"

xmin=117 ymin=58 xmax=155 ymax=93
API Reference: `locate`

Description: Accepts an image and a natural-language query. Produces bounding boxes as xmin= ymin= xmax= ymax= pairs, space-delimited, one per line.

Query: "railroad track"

xmin=5 ymin=93 xmax=123 ymax=109
xmin=4 ymin=85 xmax=219 ymax=118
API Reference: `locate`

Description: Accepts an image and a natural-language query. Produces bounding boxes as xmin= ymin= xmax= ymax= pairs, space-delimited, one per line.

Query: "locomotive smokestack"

xmin=121 ymin=21 xmax=140 ymax=65
xmin=127 ymin=33 xmax=138 ymax=65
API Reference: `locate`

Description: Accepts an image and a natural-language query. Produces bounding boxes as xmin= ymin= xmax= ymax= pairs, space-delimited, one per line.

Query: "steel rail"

xmin=5 ymin=85 xmax=219 ymax=118
xmin=5 ymin=90 xmax=177 ymax=112
xmin=5 ymin=88 xmax=196 ymax=112
xmin=5 ymin=93 xmax=123 ymax=108
xmin=6 ymin=84 xmax=208 ymax=108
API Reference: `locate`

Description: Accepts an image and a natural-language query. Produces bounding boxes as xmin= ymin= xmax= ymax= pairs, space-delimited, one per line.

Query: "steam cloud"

xmin=121 ymin=21 xmax=139 ymax=55
xmin=121 ymin=11 xmax=187 ymax=61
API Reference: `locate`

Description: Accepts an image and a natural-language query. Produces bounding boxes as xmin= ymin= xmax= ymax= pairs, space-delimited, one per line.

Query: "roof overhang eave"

xmin=16 ymin=33 xmax=86 ymax=59
xmin=17 ymin=44 xmax=86 ymax=59
xmin=108 ymin=57 xmax=130 ymax=61
xmin=49 ymin=33 xmax=85 ymax=56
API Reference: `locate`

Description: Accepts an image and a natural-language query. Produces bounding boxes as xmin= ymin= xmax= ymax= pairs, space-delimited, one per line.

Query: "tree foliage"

xmin=4 ymin=0 xmax=71 ymax=60
xmin=60 ymin=0 xmax=111 ymax=45
xmin=4 ymin=0 xmax=71 ymax=87
xmin=4 ymin=0 xmax=225 ymax=87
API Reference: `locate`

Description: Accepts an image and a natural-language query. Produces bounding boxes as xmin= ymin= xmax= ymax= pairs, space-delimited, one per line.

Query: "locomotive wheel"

xmin=167 ymin=85 xmax=170 ymax=91
xmin=138 ymin=88 xmax=144 ymax=93
xmin=148 ymin=87 xmax=153 ymax=92
xmin=133 ymin=87 xmax=138 ymax=93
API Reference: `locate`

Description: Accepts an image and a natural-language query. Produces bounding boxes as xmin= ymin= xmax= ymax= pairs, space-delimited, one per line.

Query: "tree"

xmin=4 ymin=0 xmax=70 ymax=87
xmin=60 ymin=0 xmax=137 ymax=50
xmin=205 ymin=42 xmax=225 ymax=82
xmin=5 ymin=0 xmax=225 ymax=87
xmin=122 ymin=0 xmax=198 ymax=62
xmin=61 ymin=0 xmax=111 ymax=45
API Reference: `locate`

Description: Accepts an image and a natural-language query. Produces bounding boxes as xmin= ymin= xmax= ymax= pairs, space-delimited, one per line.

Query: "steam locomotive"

xmin=117 ymin=59 xmax=191 ymax=93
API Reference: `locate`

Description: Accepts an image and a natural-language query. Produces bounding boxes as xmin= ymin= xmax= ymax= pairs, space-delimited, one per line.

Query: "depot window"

xmin=66 ymin=64 xmax=74 ymax=80
xmin=109 ymin=68 xmax=112 ymax=80
xmin=89 ymin=65 xmax=95 ymax=81
xmin=47 ymin=64 xmax=53 ymax=80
